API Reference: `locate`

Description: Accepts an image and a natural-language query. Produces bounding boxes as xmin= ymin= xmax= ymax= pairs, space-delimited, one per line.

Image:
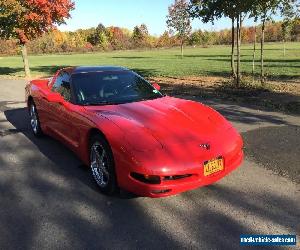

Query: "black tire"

xmin=89 ymin=134 xmax=119 ymax=195
xmin=29 ymin=100 xmax=43 ymax=137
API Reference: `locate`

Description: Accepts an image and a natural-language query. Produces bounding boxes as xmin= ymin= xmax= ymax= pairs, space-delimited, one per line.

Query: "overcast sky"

xmin=58 ymin=0 xmax=281 ymax=35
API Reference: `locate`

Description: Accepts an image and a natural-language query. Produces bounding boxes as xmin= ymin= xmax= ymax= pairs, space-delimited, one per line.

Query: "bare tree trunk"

xmin=261 ymin=18 xmax=266 ymax=85
xmin=231 ymin=17 xmax=236 ymax=79
xmin=236 ymin=15 xmax=241 ymax=86
xmin=252 ymin=25 xmax=256 ymax=83
xmin=239 ymin=14 xmax=243 ymax=64
xmin=21 ymin=44 xmax=31 ymax=78
xmin=180 ymin=38 xmax=184 ymax=59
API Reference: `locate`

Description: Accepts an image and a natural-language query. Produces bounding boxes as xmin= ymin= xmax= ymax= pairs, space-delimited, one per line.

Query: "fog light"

xmin=130 ymin=172 xmax=161 ymax=184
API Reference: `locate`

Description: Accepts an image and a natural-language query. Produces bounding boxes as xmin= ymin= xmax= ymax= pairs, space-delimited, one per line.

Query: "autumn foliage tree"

xmin=0 ymin=18 xmax=299 ymax=57
xmin=167 ymin=0 xmax=192 ymax=58
xmin=87 ymin=23 xmax=108 ymax=48
xmin=106 ymin=26 xmax=130 ymax=50
xmin=0 ymin=0 xmax=74 ymax=77
xmin=132 ymin=24 xmax=150 ymax=48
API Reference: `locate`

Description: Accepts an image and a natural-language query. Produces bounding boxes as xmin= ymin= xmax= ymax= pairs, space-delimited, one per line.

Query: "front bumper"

xmin=119 ymin=150 xmax=244 ymax=198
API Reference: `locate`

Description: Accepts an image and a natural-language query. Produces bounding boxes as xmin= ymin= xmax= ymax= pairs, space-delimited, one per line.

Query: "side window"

xmin=52 ymin=71 xmax=71 ymax=102
xmin=52 ymin=73 xmax=64 ymax=92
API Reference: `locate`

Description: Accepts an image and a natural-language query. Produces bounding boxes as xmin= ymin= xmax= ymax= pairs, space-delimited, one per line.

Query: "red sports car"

xmin=25 ymin=66 xmax=243 ymax=197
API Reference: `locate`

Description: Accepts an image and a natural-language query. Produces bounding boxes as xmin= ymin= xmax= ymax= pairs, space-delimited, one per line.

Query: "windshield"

xmin=71 ymin=71 xmax=163 ymax=105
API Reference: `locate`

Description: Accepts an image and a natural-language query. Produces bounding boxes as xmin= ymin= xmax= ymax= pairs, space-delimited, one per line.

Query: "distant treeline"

xmin=1 ymin=20 xmax=299 ymax=56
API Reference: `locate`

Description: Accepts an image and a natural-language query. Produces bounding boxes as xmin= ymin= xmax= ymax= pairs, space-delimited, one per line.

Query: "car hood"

xmin=85 ymin=96 xmax=233 ymax=152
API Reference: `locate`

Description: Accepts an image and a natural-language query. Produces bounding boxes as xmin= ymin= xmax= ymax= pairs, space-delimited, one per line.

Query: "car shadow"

xmin=4 ymin=107 xmax=94 ymax=187
xmin=4 ymin=106 xmax=139 ymax=199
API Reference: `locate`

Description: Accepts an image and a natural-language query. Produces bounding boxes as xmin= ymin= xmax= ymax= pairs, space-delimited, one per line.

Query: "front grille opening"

xmin=151 ymin=189 xmax=171 ymax=194
xmin=163 ymin=174 xmax=192 ymax=181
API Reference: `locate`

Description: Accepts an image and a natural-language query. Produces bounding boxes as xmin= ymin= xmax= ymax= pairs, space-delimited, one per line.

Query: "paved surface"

xmin=0 ymin=80 xmax=299 ymax=250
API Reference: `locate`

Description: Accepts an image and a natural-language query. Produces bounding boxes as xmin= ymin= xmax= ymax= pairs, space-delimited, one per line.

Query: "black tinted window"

xmin=52 ymin=71 xmax=71 ymax=101
xmin=72 ymin=71 xmax=162 ymax=105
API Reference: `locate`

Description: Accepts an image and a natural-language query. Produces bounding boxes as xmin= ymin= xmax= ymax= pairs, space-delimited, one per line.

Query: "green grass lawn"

xmin=0 ymin=42 xmax=300 ymax=80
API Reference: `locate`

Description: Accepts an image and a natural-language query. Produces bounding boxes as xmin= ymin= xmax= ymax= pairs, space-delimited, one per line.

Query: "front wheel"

xmin=29 ymin=101 xmax=43 ymax=137
xmin=90 ymin=134 xmax=119 ymax=195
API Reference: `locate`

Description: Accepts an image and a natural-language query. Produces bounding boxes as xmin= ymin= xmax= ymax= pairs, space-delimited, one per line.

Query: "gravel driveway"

xmin=0 ymin=80 xmax=299 ymax=249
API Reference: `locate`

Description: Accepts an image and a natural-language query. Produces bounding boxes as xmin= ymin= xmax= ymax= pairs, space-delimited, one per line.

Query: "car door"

xmin=50 ymin=71 xmax=88 ymax=152
xmin=43 ymin=71 xmax=66 ymax=138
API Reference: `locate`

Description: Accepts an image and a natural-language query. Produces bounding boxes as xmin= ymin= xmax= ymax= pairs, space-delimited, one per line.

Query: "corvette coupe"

xmin=25 ymin=66 xmax=243 ymax=197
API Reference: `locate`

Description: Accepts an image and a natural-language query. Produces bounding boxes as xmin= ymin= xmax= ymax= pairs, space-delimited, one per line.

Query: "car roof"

xmin=71 ymin=66 xmax=130 ymax=74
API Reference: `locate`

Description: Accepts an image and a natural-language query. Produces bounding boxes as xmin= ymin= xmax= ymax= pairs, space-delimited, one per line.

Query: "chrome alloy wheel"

xmin=30 ymin=104 xmax=38 ymax=134
xmin=90 ymin=142 xmax=110 ymax=188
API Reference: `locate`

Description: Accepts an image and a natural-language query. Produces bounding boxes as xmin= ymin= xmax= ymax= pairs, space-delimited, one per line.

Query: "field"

xmin=0 ymin=42 xmax=300 ymax=80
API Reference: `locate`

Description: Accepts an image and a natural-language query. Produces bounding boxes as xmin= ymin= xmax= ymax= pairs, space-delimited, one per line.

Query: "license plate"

xmin=204 ymin=157 xmax=224 ymax=176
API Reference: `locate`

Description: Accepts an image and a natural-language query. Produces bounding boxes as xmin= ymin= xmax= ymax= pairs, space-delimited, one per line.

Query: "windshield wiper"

xmin=82 ymin=101 xmax=121 ymax=106
xmin=139 ymin=95 xmax=163 ymax=101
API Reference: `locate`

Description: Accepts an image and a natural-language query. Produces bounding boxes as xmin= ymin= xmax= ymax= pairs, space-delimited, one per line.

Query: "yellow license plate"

xmin=204 ymin=157 xmax=224 ymax=176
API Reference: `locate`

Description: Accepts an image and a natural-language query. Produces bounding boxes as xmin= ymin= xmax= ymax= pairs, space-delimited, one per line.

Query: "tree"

xmin=167 ymin=0 xmax=192 ymax=58
xmin=282 ymin=20 xmax=292 ymax=56
xmin=190 ymin=1 xmax=235 ymax=76
xmin=231 ymin=1 xmax=253 ymax=85
xmin=252 ymin=24 xmax=257 ymax=83
xmin=157 ymin=31 xmax=172 ymax=47
xmin=189 ymin=29 xmax=204 ymax=45
xmin=190 ymin=0 xmax=252 ymax=86
xmin=250 ymin=0 xmax=281 ymax=85
xmin=281 ymin=0 xmax=300 ymax=56
xmin=131 ymin=24 xmax=150 ymax=48
xmin=291 ymin=18 xmax=300 ymax=40
xmin=132 ymin=26 xmax=143 ymax=47
xmin=0 ymin=0 xmax=74 ymax=77
xmin=87 ymin=23 xmax=109 ymax=49
xmin=106 ymin=26 xmax=129 ymax=50
xmin=139 ymin=24 xmax=149 ymax=37
xmin=250 ymin=0 xmax=298 ymax=85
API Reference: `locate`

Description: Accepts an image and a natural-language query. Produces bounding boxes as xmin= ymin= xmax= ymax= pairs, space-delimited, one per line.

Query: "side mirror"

xmin=47 ymin=92 xmax=63 ymax=103
xmin=152 ymin=82 xmax=161 ymax=91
